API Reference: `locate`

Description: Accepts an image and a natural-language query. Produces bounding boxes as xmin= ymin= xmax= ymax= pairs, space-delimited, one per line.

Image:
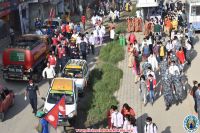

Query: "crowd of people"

xmin=107 ymin=103 xmax=158 ymax=133
xmin=28 ymin=0 xmax=200 ymax=132
xmin=127 ymin=0 xmax=193 ymax=112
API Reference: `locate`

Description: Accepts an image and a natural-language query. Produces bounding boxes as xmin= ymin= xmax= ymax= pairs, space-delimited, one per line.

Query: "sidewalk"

xmin=115 ymin=32 xmax=200 ymax=133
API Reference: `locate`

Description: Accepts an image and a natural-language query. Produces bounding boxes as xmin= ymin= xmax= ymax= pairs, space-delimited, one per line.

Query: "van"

xmin=43 ymin=78 xmax=78 ymax=126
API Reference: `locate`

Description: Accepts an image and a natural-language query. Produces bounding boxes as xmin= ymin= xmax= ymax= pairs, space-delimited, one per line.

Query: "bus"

xmin=187 ymin=0 xmax=200 ymax=30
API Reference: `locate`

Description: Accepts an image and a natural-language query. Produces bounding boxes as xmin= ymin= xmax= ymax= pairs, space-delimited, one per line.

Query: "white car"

xmin=61 ymin=59 xmax=89 ymax=96
xmin=43 ymin=78 xmax=78 ymax=126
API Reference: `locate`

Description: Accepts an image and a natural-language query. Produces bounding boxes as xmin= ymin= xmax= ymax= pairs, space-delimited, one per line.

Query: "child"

xmin=110 ymin=27 xmax=115 ymax=41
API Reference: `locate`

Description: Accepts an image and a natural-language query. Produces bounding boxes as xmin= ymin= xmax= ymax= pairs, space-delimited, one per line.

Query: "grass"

xmin=99 ymin=41 xmax=125 ymax=64
xmin=86 ymin=63 xmax=123 ymax=127
xmin=85 ymin=39 xmax=124 ymax=128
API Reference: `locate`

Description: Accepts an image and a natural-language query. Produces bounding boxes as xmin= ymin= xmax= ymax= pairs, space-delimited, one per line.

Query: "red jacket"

xmin=48 ymin=55 xmax=57 ymax=65
xmin=176 ymin=51 xmax=185 ymax=64
xmin=81 ymin=16 xmax=86 ymax=24
xmin=129 ymin=34 xmax=136 ymax=44
xmin=147 ymin=79 xmax=156 ymax=91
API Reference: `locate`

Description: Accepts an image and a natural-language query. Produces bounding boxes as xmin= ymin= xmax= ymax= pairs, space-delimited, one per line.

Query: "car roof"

xmin=65 ymin=59 xmax=86 ymax=69
xmin=51 ymin=78 xmax=73 ymax=91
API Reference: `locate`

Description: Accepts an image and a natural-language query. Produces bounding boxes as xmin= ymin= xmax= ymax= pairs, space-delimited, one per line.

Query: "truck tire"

xmin=0 ymin=112 xmax=5 ymax=122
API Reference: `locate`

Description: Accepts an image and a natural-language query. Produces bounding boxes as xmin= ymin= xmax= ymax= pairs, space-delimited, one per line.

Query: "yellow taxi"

xmin=43 ymin=78 xmax=78 ymax=126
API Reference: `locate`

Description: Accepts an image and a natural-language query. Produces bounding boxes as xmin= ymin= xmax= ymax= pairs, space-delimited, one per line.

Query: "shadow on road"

xmin=5 ymin=94 xmax=29 ymax=121
xmin=136 ymin=113 xmax=148 ymax=133
xmin=161 ymin=126 xmax=172 ymax=133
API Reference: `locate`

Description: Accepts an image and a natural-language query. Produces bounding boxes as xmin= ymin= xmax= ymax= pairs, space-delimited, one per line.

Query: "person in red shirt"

xmin=51 ymin=35 xmax=58 ymax=52
xmin=176 ymin=47 xmax=185 ymax=64
xmin=121 ymin=103 xmax=136 ymax=118
xmin=147 ymin=74 xmax=156 ymax=105
xmin=65 ymin=22 xmax=71 ymax=39
xmin=107 ymin=105 xmax=115 ymax=129
xmin=48 ymin=51 xmax=57 ymax=69
xmin=81 ymin=15 xmax=86 ymax=30
xmin=129 ymin=32 xmax=136 ymax=44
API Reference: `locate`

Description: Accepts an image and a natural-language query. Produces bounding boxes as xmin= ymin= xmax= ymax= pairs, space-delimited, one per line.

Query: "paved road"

xmin=115 ymin=32 xmax=200 ymax=133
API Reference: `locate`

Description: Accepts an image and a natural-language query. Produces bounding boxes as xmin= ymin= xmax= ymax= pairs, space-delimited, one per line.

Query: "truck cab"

xmin=43 ymin=78 xmax=78 ymax=126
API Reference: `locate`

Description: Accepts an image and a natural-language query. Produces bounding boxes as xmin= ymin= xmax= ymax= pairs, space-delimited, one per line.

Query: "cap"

xmin=29 ymin=80 xmax=33 ymax=83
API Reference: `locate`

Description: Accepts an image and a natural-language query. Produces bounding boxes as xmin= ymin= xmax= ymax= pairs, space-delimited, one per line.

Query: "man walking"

xmin=195 ymin=83 xmax=200 ymax=121
xmin=111 ymin=106 xmax=123 ymax=129
xmin=144 ymin=117 xmax=158 ymax=133
xmin=24 ymin=80 xmax=40 ymax=115
xmin=147 ymin=74 xmax=156 ymax=105
xmin=42 ymin=62 xmax=56 ymax=86
xmin=79 ymin=37 xmax=87 ymax=60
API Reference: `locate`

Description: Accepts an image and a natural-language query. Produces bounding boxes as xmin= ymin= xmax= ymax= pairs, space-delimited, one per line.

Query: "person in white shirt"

xmin=123 ymin=115 xmax=138 ymax=133
xmin=169 ymin=61 xmax=180 ymax=75
xmin=93 ymin=29 xmax=99 ymax=45
xmin=148 ymin=54 xmax=158 ymax=72
xmin=42 ymin=63 xmax=56 ymax=86
xmin=185 ymin=37 xmax=192 ymax=65
xmin=136 ymin=9 xmax=141 ymax=18
xmin=99 ymin=25 xmax=105 ymax=45
xmin=91 ymin=15 xmax=96 ymax=26
xmin=89 ymin=32 xmax=95 ymax=55
xmin=141 ymin=38 xmax=149 ymax=51
xmin=76 ymin=34 xmax=82 ymax=45
xmin=110 ymin=27 xmax=115 ymax=41
xmin=166 ymin=40 xmax=174 ymax=52
xmin=114 ymin=10 xmax=120 ymax=22
xmin=144 ymin=117 xmax=157 ymax=133
xmin=111 ymin=106 xmax=123 ymax=128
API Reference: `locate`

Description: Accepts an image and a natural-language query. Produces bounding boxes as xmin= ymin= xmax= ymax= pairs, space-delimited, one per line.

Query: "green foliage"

xmin=115 ymin=22 xmax=127 ymax=34
xmin=86 ymin=64 xmax=122 ymax=126
xmin=99 ymin=41 xmax=125 ymax=64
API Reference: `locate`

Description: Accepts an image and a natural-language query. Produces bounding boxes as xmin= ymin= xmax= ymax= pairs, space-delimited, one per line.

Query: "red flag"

xmin=58 ymin=96 xmax=66 ymax=117
xmin=44 ymin=104 xmax=59 ymax=129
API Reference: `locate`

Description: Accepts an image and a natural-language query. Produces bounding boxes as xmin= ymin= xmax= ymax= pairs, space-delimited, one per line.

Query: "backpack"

xmin=145 ymin=123 xmax=157 ymax=133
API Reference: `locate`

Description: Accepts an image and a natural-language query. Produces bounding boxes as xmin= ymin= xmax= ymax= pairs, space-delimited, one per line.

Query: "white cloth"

xmin=111 ymin=111 xmax=123 ymax=128
xmin=166 ymin=42 xmax=174 ymax=52
xmin=148 ymin=55 xmax=158 ymax=71
xmin=42 ymin=67 xmax=55 ymax=79
xmin=93 ymin=29 xmax=98 ymax=38
xmin=76 ymin=36 xmax=82 ymax=44
xmin=123 ymin=120 xmax=138 ymax=133
xmin=110 ymin=29 xmax=115 ymax=39
xmin=89 ymin=35 xmax=95 ymax=45
xmin=185 ymin=39 xmax=192 ymax=50
xmin=169 ymin=65 xmax=180 ymax=75
xmin=144 ymin=123 xmax=157 ymax=133
xmin=136 ymin=10 xmax=141 ymax=18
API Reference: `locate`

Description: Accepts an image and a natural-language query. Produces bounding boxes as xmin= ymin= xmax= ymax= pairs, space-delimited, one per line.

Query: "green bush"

xmin=99 ymin=41 xmax=125 ymax=64
xmin=86 ymin=63 xmax=122 ymax=127
xmin=115 ymin=22 xmax=127 ymax=34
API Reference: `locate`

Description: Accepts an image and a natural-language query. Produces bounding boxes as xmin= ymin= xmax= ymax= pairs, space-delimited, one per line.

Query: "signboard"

xmin=10 ymin=51 xmax=25 ymax=62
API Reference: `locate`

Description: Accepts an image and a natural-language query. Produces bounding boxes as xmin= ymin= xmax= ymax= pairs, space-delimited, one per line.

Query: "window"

xmin=47 ymin=93 xmax=74 ymax=104
xmin=191 ymin=6 xmax=200 ymax=16
xmin=63 ymin=68 xmax=83 ymax=78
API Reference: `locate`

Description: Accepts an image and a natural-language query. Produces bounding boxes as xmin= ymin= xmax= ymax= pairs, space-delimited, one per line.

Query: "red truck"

xmin=2 ymin=34 xmax=50 ymax=82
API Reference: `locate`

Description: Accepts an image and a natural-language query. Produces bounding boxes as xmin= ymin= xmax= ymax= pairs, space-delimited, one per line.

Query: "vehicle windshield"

xmin=47 ymin=93 xmax=74 ymax=104
xmin=63 ymin=68 xmax=83 ymax=78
